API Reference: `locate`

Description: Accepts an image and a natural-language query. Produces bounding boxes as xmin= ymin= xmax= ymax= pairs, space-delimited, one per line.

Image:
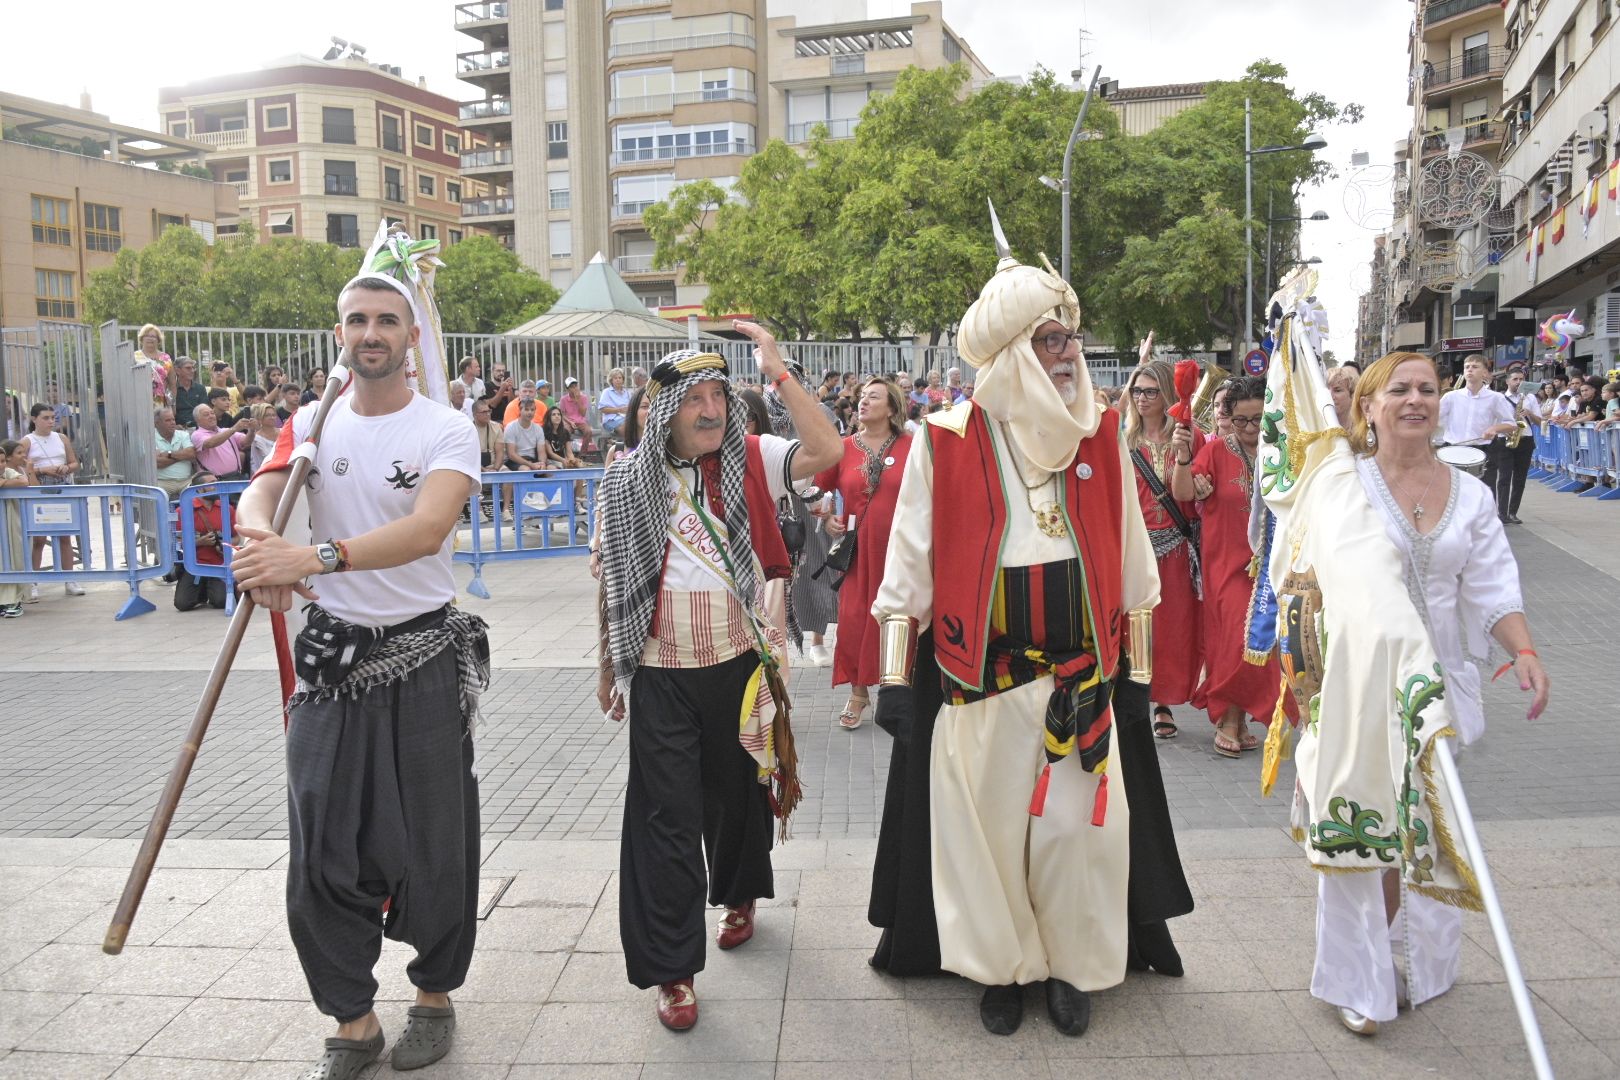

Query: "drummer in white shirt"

xmin=1437 ymin=355 xmax=1517 ymax=519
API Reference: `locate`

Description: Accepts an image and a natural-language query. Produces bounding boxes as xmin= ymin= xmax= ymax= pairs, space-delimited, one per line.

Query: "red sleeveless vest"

xmin=928 ymin=405 xmax=1126 ymax=691
xmin=743 ymin=434 xmax=791 ymax=581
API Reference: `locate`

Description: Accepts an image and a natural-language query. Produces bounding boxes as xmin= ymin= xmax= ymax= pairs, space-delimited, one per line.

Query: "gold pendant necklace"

xmin=1002 ymin=424 xmax=1068 ymax=538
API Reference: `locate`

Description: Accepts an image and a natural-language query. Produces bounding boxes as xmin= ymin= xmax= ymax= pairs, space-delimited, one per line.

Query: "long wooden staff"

xmin=103 ymin=361 xmax=352 ymax=955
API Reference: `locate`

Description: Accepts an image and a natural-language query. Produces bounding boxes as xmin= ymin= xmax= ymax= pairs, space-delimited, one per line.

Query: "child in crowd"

xmin=0 ymin=440 xmax=29 ymax=617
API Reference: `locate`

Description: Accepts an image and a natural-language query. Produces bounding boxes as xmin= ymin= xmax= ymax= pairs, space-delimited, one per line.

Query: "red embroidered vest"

xmin=929 ymin=405 xmax=1126 ymax=691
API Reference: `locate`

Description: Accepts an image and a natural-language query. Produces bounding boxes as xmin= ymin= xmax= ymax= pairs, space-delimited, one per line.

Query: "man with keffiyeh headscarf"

xmin=868 ymin=212 xmax=1159 ymax=1038
xmin=595 ymin=320 xmax=840 ymax=1032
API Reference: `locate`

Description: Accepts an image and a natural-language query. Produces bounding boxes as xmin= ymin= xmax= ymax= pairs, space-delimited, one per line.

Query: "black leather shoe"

xmin=979 ymin=983 xmax=1023 ymax=1036
xmin=1045 ymin=978 xmax=1091 ymax=1036
xmin=1131 ymin=919 xmax=1184 ymax=977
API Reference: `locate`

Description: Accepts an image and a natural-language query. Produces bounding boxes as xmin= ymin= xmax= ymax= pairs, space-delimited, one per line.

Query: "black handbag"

xmin=815 ymin=523 xmax=857 ymax=583
xmin=293 ymin=605 xmax=383 ymax=689
xmin=777 ymin=496 xmax=806 ymax=556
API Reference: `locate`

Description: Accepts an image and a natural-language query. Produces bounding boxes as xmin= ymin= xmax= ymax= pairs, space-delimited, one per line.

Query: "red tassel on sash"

xmin=1091 ymin=772 xmax=1109 ymax=827
xmin=1028 ymin=763 xmax=1052 ymax=816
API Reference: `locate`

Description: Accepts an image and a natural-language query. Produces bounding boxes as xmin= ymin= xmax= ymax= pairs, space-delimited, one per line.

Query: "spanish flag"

xmin=1551 ymin=205 xmax=1566 ymax=244
xmin=1583 ymin=178 xmax=1601 ymax=238
xmin=1610 ymin=158 xmax=1620 ymax=200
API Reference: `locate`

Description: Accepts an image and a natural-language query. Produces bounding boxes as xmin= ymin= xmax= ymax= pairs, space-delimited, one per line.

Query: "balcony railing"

xmin=231 ymin=181 xmax=249 ymax=197
xmin=194 ymin=128 xmax=251 ymax=150
xmin=455 ymin=1 xmax=509 ymax=24
xmin=786 ymin=117 xmax=859 ymax=143
xmin=1422 ymin=47 xmax=1508 ymax=93
xmin=1419 ymin=120 xmax=1504 ymax=157
xmin=614 ymin=200 xmax=655 ymax=219
xmin=460 ymin=99 xmax=512 ymax=120
xmin=458 ymin=50 xmax=512 ymax=74
xmin=613 ymin=254 xmax=657 ymax=273
xmin=324 ymin=175 xmax=359 ymax=196
xmin=607 ymin=32 xmax=755 ymax=59
xmin=608 ymin=87 xmax=758 ymax=117
xmin=611 ymin=140 xmax=754 ymax=166
xmin=461 ymin=147 xmax=513 ymax=169
xmin=1423 ymin=0 xmax=1496 ymax=25
xmin=606 ymin=0 xmax=668 ymax=8
xmin=462 ymin=196 xmax=515 ymax=217
xmin=1469 ymin=232 xmax=1516 ymax=274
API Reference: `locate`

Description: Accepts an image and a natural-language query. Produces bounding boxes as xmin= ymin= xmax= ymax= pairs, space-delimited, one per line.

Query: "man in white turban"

xmin=869 ymin=230 xmax=1159 ymax=1036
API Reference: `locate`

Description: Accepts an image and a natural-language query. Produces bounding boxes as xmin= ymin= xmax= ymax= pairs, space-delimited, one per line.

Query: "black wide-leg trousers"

xmin=620 ymin=651 xmax=776 ymax=988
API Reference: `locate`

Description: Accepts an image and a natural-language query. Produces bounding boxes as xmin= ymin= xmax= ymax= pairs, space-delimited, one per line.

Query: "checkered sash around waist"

xmin=287 ymin=605 xmax=491 ymax=727
xmin=945 ymin=558 xmax=1113 ymax=777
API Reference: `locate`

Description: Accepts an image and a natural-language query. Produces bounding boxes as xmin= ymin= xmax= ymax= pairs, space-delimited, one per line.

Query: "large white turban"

xmin=958 ymin=254 xmax=1099 ymax=473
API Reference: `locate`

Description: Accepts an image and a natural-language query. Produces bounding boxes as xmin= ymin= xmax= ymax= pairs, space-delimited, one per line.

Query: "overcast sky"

xmin=5 ymin=0 xmax=1413 ymax=359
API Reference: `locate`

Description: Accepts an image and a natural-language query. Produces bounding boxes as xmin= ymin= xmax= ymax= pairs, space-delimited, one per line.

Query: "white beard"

xmin=1049 ymin=362 xmax=1078 ymax=405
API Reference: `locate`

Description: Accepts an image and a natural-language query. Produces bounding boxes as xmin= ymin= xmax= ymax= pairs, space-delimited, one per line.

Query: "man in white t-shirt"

xmin=595 ymin=327 xmax=841 ymax=1032
xmin=456 ymin=356 xmax=485 ymax=402
xmin=232 ymin=275 xmax=486 ymax=1079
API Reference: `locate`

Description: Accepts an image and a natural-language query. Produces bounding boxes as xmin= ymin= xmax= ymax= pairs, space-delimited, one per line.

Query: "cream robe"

xmin=873 ymin=417 xmax=1160 ymax=988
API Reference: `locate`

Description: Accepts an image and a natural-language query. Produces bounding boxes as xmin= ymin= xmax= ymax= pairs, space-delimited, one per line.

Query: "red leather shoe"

xmin=657 ymin=979 xmax=697 ymax=1031
xmin=716 ymin=900 xmax=756 ymax=950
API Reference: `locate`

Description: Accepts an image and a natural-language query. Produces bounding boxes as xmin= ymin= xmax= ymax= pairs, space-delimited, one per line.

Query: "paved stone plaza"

xmin=1 ymin=481 xmax=1616 ymax=1078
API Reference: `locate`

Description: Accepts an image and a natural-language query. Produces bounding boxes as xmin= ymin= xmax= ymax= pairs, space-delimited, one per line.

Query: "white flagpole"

xmin=1433 ymin=739 xmax=1554 ymax=1080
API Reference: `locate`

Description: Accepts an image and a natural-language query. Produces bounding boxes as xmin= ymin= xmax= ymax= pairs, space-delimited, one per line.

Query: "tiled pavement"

xmin=0 ymin=478 xmax=1615 ymax=1077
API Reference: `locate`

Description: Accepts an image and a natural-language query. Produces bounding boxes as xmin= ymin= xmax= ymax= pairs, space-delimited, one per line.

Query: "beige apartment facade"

xmin=0 ymin=95 xmax=237 ymax=325
xmin=160 ymin=57 xmax=484 ymax=252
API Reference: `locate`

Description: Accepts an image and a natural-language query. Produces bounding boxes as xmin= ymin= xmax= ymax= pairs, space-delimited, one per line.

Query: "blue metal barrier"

xmin=0 ymin=484 xmax=175 ymax=619
xmin=1527 ymin=422 xmax=1618 ymax=498
xmin=455 ymin=468 xmax=602 ymax=599
xmin=176 ymin=479 xmax=248 ymax=614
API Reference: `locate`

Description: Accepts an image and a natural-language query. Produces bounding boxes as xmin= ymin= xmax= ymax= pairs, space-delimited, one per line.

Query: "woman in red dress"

xmin=815 ymin=376 xmax=912 ymax=730
xmin=1171 ymin=375 xmax=1293 ymax=757
xmin=1122 ymin=360 xmax=1207 ymax=739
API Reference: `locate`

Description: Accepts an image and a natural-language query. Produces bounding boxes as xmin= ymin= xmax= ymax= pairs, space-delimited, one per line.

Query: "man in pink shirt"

xmin=558 ymin=377 xmax=593 ymax=453
xmin=189 ymin=403 xmax=251 ymax=480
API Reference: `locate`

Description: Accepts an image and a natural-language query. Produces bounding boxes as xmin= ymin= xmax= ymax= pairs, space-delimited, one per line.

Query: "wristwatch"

xmin=314 ymin=541 xmax=341 ymax=575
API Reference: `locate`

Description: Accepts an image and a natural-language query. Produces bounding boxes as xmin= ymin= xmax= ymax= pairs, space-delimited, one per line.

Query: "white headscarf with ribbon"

xmin=343 ymin=221 xmax=450 ymax=406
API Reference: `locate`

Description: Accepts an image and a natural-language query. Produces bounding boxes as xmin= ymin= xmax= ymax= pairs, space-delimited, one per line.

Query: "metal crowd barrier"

xmin=1527 ymin=422 xmax=1620 ymax=500
xmin=175 ymin=479 xmax=248 ymax=614
xmin=454 ymin=468 xmax=602 ymax=599
xmin=0 ymin=483 xmax=175 ymax=619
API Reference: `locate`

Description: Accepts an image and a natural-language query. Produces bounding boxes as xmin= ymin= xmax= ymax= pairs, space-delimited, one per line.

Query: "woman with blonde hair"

xmin=815 ymin=376 xmax=912 ymax=729
xmin=1122 ymin=359 xmax=1208 ymax=739
xmin=140 ymin=324 xmax=172 ymax=408
xmin=1309 ymin=350 xmax=1548 ymax=1034
xmin=1325 ymin=365 xmax=1359 ymax=426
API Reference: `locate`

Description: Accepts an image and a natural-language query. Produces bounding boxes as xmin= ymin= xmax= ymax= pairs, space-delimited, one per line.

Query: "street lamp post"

xmin=1040 ymin=67 xmax=1104 ymax=284
xmin=1263 ymin=195 xmax=1330 ymax=311
xmin=1244 ymin=98 xmax=1327 ymax=354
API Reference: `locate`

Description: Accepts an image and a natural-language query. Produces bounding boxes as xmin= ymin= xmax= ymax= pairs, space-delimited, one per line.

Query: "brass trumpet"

xmin=1188 ymin=363 xmax=1229 ymax=433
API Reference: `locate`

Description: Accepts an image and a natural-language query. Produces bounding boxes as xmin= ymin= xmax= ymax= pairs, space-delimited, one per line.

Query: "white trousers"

xmin=1312 ymin=871 xmax=1464 ymax=1022
xmin=929 ymin=675 xmax=1130 ymax=989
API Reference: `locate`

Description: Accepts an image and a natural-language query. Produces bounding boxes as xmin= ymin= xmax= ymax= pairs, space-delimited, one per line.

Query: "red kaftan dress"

xmin=1131 ymin=432 xmax=1206 ymax=707
xmin=815 ymin=432 xmax=912 ymax=688
xmin=1190 ymin=434 xmax=1291 ymax=726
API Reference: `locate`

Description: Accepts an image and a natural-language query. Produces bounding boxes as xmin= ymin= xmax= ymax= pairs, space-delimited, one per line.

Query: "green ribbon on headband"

xmin=367 ymin=233 xmax=441 ymax=284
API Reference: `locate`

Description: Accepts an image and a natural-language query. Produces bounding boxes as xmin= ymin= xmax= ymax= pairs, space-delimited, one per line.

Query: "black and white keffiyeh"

xmin=598 ymin=350 xmax=757 ymax=690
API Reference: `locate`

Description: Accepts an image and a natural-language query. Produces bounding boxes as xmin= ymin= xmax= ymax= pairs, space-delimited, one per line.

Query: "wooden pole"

xmin=103 ymin=362 xmax=351 ymax=955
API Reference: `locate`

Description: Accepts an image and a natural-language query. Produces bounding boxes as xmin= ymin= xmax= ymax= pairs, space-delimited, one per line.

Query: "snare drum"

xmin=1437 ymin=444 xmax=1487 ymax=477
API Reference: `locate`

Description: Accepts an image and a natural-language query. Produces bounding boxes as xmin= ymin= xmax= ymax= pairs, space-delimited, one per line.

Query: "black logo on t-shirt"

xmin=333 ymin=457 xmax=350 ymax=476
xmin=386 ymin=461 xmax=420 ymax=490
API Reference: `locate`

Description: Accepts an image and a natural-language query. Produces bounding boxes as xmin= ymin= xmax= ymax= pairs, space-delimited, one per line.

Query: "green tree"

xmin=83 ymin=223 xmax=214 ymax=326
xmin=1086 ymin=60 xmax=1357 ymax=361
xmin=433 ymin=235 xmax=559 ymax=334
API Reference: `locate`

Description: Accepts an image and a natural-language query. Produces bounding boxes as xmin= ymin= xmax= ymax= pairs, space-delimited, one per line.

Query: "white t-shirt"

xmin=289 ymin=393 xmax=479 ymax=627
xmin=661 ymin=433 xmax=796 ymax=591
xmin=459 ymin=375 xmax=486 ymax=400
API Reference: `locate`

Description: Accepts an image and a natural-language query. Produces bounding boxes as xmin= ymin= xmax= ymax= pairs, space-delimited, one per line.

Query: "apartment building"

xmin=0 ymin=93 xmax=238 ymax=325
xmin=1493 ymin=0 xmax=1620 ymax=370
xmin=159 ymin=55 xmax=484 ymax=251
xmin=454 ymin=0 xmax=992 ymax=317
xmin=1380 ymin=0 xmax=1513 ymax=366
xmin=1104 ymin=82 xmax=1208 ymax=136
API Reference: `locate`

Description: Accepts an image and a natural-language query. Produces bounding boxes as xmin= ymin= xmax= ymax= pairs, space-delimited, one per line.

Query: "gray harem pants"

xmin=285 ymin=646 xmax=480 ymax=1023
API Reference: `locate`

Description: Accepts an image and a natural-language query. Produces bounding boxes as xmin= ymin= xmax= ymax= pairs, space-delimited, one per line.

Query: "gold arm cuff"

xmin=1126 ymin=607 xmax=1153 ymax=686
xmin=878 ymin=615 xmax=919 ymax=687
